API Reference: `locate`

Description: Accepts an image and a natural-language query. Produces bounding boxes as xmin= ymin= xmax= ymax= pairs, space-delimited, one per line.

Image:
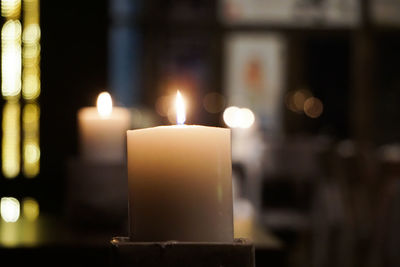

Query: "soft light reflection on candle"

xmin=97 ymin=92 xmax=113 ymax=118
xmin=175 ymin=90 xmax=185 ymax=125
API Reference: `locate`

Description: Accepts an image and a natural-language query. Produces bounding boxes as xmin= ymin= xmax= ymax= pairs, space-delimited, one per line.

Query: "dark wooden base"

xmin=110 ymin=237 xmax=255 ymax=267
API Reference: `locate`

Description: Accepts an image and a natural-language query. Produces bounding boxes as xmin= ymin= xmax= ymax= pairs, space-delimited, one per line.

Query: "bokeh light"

xmin=285 ymin=89 xmax=313 ymax=114
xmin=24 ymin=143 xmax=39 ymax=164
xmin=1 ymin=18 xmax=21 ymax=40
xmin=223 ymin=106 xmax=255 ymax=129
xmin=22 ymin=197 xmax=39 ymax=221
xmin=23 ymin=141 xmax=39 ymax=175
xmin=22 ymin=65 xmax=40 ymax=99
xmin=22 ymin=101 xmax=39 ymax=124
xmin=22 ymin=103 xmax=40 ymax=177
xmin=2 ymin=101 xmax=20 ymax=178
xmin=304 ymin=97 xmax=323 ymax=118
xmin=22 ymin=22 xmax=40 ymax=44
xmin=223 ymin=106 xmax=241 ymax=128
xmin=21 ymin=0 xmax=40 ymax=178
xmin=1 ymin=19 xmax=22 ymax=99
xmin=285 ymin=91 xmax=297 ymax=112
xmin=1 ymin=197 xmax=20 ymax=222
xmin=293 ymin=89 xmax=312 ymax=112
xmin=239 ymin=108 xmax=255 ymax=129
xmin=22 ymin=0 xmax=40 ymax=101
xmin=1 ymin=0 xmax=20 ymax=19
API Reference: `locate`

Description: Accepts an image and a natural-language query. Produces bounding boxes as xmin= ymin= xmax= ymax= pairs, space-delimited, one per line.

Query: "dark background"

xmin=2 ymin=1 xmax=400 ymax=267
xmin=39 ymin=1 xmax=109 ymax=212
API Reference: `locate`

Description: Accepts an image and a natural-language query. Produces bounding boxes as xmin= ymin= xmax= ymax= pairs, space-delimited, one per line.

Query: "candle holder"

xmin=110 ymin=237 xmax=255 ymax=267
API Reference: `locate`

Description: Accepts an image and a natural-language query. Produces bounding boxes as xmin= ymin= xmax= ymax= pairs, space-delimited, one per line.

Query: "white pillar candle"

xmin=127 ymin=91 xmax=233 ymax=242
xmin=78 ymin=92 xmax=131 ymax=163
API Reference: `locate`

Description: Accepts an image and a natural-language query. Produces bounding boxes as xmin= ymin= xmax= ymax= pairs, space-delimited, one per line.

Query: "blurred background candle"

xmin=78 ymin=92 xmax=130 ymax=163
xmin=127 ymin=91 xmax=233 ymax=242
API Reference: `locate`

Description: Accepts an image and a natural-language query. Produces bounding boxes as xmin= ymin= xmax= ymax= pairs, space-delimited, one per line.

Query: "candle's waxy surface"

xmin=127 ymin=125 xmax=233 ymax=242
xmin=78 ymin=107 xmax=130 ymax=163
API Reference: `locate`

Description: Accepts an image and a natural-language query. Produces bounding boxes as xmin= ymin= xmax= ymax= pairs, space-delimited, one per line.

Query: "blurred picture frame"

xmin=220 ymin=0 xmax=360 ymax=27
xmin=224 ymin=33 xmax=286 ymax=133
xmin=371 ymin=0 xmax=400 ymax=26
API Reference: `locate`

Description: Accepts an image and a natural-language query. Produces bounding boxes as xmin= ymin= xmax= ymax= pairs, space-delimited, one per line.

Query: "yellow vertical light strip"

xmin=22 ymin=103 xmax=39 ymax=177
xmin=22 ymin=0 xmax=40 ymax=177
xmin=22 ymin=0 xmax=39 ymax=100
xmin=0 ymin=197 xmax=20 ymax=247
xmin=1 ymin=20 xmax=22 ymax=99
xmin=2 ymin=102 xmax=20 ymax=178
xmin=22 ymin=197 xmax=39 ymax=221
xmin=0 ymin=197 xmax=20 ymax=222
xmin=1 ymin=0 xmax=20 ymax=19
xmin=1 ymin=0 xmax=22 ymax=178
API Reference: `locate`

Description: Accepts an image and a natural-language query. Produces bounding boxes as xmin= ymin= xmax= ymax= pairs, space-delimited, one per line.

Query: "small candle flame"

xmin=97 ymin=92 xmax=113 ymax=118
xmin=175 ymin=90 xmax=186 ymax=125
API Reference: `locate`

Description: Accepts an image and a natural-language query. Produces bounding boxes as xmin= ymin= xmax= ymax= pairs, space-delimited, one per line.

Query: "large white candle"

xmin=78 ymin=92 xmax=130 ymax=163
xmin=127 ymin=91 xmax=233 ymax=242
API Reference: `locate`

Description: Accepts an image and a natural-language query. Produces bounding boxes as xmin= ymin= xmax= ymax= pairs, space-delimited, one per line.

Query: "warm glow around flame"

xmin=97 ymin=92 xmax=113 ymax=118
xmin=175 ymin=90 xmax=185 ymax=125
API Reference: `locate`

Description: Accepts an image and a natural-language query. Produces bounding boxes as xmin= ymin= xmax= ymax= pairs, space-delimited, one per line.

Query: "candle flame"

xmin=97 ymin=92 xmax=113 ymax=118
xmin=175 ymin=90 xmax=186 ymax=125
